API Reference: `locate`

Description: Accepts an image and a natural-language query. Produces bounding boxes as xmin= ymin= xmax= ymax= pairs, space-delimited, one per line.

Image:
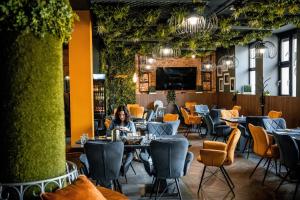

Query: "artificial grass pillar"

xmin=0 ymin=32 xmax=66 ymax=182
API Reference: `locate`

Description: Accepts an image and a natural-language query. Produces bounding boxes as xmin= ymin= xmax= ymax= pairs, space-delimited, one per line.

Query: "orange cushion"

xmin=41 ymin=175 xmax=107 ymax=200
xmin=97 ymin=186 xmax=129 ymax=200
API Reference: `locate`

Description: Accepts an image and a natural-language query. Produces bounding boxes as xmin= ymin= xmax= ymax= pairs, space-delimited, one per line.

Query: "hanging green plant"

xmin=0 ymin=0 xmax=77 ymax=42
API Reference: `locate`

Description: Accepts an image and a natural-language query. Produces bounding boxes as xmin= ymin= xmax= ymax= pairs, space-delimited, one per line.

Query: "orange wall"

xmin=69 ymin=11 xmax=94 ymax=146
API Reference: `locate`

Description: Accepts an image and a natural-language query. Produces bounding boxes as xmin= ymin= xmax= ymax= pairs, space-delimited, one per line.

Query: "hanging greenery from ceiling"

xmin=0 ymin=0 xmax=76 ymax=42
xmin=92 ymin=1 xmax=300 ymax=111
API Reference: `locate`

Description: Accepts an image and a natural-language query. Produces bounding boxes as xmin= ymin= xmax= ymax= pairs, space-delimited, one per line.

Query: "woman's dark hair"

xmin=114 ymin=105 xmax=130 ymax=125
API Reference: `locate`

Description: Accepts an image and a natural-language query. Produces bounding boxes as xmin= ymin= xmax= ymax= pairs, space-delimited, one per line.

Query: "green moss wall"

xmin=0 ymin=32 xmax=65 ymax=182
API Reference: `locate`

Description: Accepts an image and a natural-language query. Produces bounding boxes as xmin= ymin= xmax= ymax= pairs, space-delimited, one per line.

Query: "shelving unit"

xmin=139 ymin=72 xmax=149 ymax=92
xmin=202 ymin=71 xmax=212 ymax=91
xmin=93 ymin=76 xmax=106 ymax=132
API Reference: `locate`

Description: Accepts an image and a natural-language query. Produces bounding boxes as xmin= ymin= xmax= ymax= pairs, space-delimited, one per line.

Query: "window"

xmin=249 ymin=46 xmax=256 ymax=94
xmin=279 ymin=33 xmax=297 ymax=96
xmin=292 ymin=36 xmax=297 ymax=97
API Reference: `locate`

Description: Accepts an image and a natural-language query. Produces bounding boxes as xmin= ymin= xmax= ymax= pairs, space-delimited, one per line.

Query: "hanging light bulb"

xmin=132 ymin=73 xmax=138 ymax=83
xmin=251 ymin=41 xmax=277 ymax=59
xmin=218 ymin=55 xmax=239 ymax=69
xmin=191 ymin=54 xmax=196 ymax=59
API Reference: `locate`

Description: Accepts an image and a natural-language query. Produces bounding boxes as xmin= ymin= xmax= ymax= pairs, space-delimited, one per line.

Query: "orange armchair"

xmin=232 ymin=105 xmax=241 ymax=112
xmin=127 ymin=104 xmax=139 ymax=113
xmin=104 ymin=118 xmax=111 ymax=129
xmin=129 ymin=106 xmax=144 ymax=118
xmin=181 ymin=107 xmax=202 ymax=137
xmin=197 ymin=128 xmax=241 ymax=196
xmin=185 ymin=101 xmax=197 ymax=115
xmin=248 ymin=124 xmax=279 ymax=184
xmin=221 ymin=109 xmax=239 ymax=128
xmin=267 ymin=110 xmax=282 ymax=119
xmin=163 ymin=113 xmax=179 ymax=122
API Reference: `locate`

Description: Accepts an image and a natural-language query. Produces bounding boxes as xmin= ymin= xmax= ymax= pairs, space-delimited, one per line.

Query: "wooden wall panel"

xmin=136 ymin=92 xmax=217 ymax=113
xmin=265 ymin=96 xmax=300 ymax=128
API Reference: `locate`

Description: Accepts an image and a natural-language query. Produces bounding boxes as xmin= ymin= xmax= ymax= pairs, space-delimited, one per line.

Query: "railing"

xmin=0 ymin=161 xmax=78 ymax=200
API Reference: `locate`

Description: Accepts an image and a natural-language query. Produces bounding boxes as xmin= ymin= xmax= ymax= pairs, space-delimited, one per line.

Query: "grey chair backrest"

xmin=246 ymin=116 xmax=269 ymax=132
xmin=147 ymin=122 xmax=173 ymax=136
xmin=262 ymin=118 xmax=286 ymax=133
xmin=165 ymin=120 xmax=180 ymax=135
xmin=273 ymin=132 xmax=299 ymax=168
xmin=195 ymin=105 xmax=210 ymax=115
xmin=202 ymin=114 xmax=214 ymax=135
xmin=174 ymin=103 xmax=184 ymax=123
xmin=84 ymin=141 xmax=124 ymax=182
xmin=150 ymin=139 xmax=188 ymax=179
xmin=145 ymin=109 xmax=154 ymax=122
xmin=210 ymin=109 xmax=223 ymax=125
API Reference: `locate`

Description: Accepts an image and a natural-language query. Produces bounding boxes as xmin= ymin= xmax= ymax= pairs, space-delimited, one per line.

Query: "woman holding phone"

xmin=109 ymin=105 xmax=136 ymax=136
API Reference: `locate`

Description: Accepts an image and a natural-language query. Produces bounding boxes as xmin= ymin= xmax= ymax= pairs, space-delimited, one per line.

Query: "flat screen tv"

xmin=156 ymin=67 xmax=197 ymax=90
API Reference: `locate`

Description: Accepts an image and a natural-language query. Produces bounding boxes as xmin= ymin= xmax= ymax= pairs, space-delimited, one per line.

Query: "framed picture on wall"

xmin=222 ymin=64 xmax=228 ymax=72
xmin=230 ymin=77 xmax=235 ymax=92
xmin=217 ymin=66 xmax=222 ymax=77
xmin=224 ymin=73 xmax=230 ymax=85
xmin=219 ymin=78 xmax=224 ymax=92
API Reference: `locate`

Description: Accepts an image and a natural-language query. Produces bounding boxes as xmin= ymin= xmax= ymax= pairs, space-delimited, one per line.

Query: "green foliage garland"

xmin=0 ymin=0 xmax=76 ymax=42
xmin=92 ymin=1 xmax=300 ymax=111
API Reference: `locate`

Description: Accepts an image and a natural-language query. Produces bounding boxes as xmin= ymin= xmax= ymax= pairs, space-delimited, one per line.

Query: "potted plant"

xmin=148 ymin=86 xmax=156 ymax=94
xmin=166 ymin=90 xmax=176 ymax=105
xmin=242 ymin=85 xmax=252 ymax=94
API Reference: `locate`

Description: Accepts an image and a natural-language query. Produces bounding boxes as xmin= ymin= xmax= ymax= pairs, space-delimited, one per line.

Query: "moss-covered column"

xmin=0 ymin=32 xmax=65 ymax=182
xmin=0 ymin=0 xmax=75 ymax=183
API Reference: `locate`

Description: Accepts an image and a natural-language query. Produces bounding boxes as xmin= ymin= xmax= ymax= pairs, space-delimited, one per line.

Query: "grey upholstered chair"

xmin=150 ymin=138 xmax=193 ymax=200
xmin=210 ymin=109 xmax=232 ymax=141
xmin=147 ymin=122 xmax=173 ymax=136
xmin=195 ymin=105 xmax=210 ymax=115
xmin=83 ymin=141 xmax=124 ymax=192
xmin=273 ymin=132 xmax=300 ymax=200
xmin=262 ymin=118 xmax=286 ymax=134
xmin=165 ymin=120 xmax=180 ymax=135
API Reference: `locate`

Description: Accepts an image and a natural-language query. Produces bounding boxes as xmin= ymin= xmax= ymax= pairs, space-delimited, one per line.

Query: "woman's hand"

xmin=119 ymin=127 xmax=130 ymax=132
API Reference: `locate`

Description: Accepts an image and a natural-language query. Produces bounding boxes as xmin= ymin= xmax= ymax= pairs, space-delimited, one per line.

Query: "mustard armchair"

xmin=185 ymin=101 xmax=197 ymax=115
xmin=129 ymin=106 xmax=144 ymax=118
xmin=127 ymin=104 xmax=139 ymax=113
xmin=221 ymin=109 xmax=239 ymax=128
xmin=232 ymin=105 xmax=241 ymax=112
xmin=197 ymin=128 xmax=241 ymax=196
xmin=163 ymin=113 xmax=179 ymax=122
xmin=248 ymin=124 xmax=279 ymax=184
xmin=267 ymin=110 xmax=282 ymax=119
xmin=181 ymin=107 xmax=202 ymax=137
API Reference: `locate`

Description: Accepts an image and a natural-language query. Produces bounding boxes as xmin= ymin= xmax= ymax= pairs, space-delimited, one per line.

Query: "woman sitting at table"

xmin=109 ymin=105 xmax=136 ymax=136
xmin=109 ymin=105 xmax=137 ymax=181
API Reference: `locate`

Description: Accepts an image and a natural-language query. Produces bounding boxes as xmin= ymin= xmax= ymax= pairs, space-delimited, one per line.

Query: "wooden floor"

xmin=121 ymin=132 xmax=299 ymax=200
xmin=66 ymin=132 xmax=299 ymax=200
